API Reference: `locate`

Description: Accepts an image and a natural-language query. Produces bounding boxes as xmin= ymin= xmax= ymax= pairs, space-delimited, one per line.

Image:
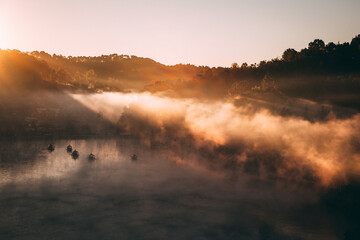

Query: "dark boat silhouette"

xmin=72 ymin=149 xmax=79 ymax=159
xmin=66 ymin=144 xmax=73 ymax=152
xmin=88 ymin=153 xmax=96 ymax=161
xmin=48 ymin=144 xmax=55 ymax=152
xmin=131 ymin=154 xmax=137 ymax=161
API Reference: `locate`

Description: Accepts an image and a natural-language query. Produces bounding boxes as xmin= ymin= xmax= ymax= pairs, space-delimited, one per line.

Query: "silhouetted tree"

xmin=231 ymin=62 xmax=239 ymax=69
xmin=308 ymin=39 xmax=325 ymax=50
xmin=282 ymin=48 xmax=297 ymax=62
xmin=350 ymin=34 xmax=360 ymax=48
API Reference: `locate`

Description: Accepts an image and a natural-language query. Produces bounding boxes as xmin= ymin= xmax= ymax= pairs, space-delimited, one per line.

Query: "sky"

xmin=0 ymin=0 xmax=359 ymax=67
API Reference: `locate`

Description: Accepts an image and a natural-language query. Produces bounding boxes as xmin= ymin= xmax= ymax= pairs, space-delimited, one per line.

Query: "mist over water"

xmin=1 ymin=92 xmax=360 ymax=239
xmin=0 ymin=138 xmax=355 ymax=240
xmin=73 ymin=92 xmax=360 ymax=186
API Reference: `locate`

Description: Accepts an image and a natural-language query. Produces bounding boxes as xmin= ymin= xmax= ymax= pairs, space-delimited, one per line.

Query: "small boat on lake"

xmin=72 ymin=149 xmax=79 ymax=159
xmin=48 ymin=144 xmax=55 ymax=152
xmin=66 ymin=144 xmax=73 ymax=152
xmin=88 ymin=153 xmax=96 ymax=161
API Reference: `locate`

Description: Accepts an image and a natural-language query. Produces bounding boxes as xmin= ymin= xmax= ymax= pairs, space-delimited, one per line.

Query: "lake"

xmin=0 ymin=138 xmax=358 ymax=240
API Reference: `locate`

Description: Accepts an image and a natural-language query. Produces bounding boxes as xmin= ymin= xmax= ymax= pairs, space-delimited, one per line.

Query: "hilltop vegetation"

xmin=0 ymin=34 xmax=360 ymax=108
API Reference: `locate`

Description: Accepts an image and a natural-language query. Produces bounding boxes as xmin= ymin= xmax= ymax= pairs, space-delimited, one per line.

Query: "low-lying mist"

xmin=72 ymin=92 xmax=360 ymax=187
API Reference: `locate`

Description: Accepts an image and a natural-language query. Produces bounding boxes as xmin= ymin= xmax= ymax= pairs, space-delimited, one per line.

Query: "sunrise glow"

xmin=0 ymin=0 xmax=360 ymax=66
xmin=1 ymin=1 xmax=360 ymax=239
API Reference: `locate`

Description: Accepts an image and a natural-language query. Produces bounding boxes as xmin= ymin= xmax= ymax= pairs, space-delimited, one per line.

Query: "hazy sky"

xmin=0 ymin=0 xmax=359 ymax=67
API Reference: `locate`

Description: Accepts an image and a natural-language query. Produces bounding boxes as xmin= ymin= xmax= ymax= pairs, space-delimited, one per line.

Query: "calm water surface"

xmin=0 ymin=138 xmax=357 ymax=240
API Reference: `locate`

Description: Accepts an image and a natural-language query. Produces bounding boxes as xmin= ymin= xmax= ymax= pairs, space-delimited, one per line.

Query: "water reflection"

xmin=0 ymin=138 xmax=358 ymax=239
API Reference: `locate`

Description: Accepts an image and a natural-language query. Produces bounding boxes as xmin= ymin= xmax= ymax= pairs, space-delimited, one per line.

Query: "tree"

xmin=261 ymin=74 xmax=277 ymax=92
xmin=308 ymin=39 xmax=325 ymax=50
xmin=326 ymin=42 xmax=336 ymax=52
xmin=351 ymin=34 xmax=360 ymax=49
xmin=282 ymin=48 xmax=297 ymax=62
xmin=241 ymin=62 xmax=248 ymax=69
xmin=231 ymin=62 xmax=239 ymax=69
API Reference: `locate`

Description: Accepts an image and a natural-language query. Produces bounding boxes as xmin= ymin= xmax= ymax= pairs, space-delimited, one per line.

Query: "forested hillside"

xmin=1 ymin=34 xmax=360 ymax=108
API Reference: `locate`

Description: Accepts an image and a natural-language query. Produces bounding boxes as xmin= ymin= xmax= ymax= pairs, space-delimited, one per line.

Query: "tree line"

xmin=1 ymin=34 xmax=360 ymax=108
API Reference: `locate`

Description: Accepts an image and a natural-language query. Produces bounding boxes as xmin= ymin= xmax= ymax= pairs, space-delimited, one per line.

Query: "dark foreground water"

xmin=0 ymin=139 xmax=359 ymax=240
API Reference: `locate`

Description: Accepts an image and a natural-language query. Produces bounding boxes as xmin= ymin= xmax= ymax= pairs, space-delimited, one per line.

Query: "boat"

xmin=66 ymin=144 xmax=73 ymax=152
xmin=72 ymin=149 xmax=79 ymax=159
xmin=88 ymin=153 xmax=96 ymax=161
xmin=48 ymin=144 xmax=55 ymax=152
